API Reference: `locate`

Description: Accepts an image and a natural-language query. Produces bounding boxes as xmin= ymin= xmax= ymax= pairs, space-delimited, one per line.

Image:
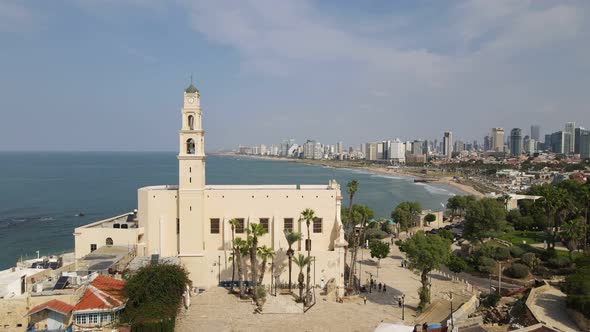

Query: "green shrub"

xmin=542 ymin=247 xmax=558 ymax=261
xmin=509 ymin=246 xmax=524 ymax=258
xmin=494 ymin=247 xmax=511 ymax=261
xmin=418 ymin=287 xmax=431 ymax=312
xmin=447 ymin=255 xmax=468 ymax=274
xmin=521 ymin=253 xmax=540 ymax=270
xmin=548 ymin=257 xmax=571 ymax=269
xmin=505 ymin=263 xmax=530 ymax=279
xmin=562 ymin=265 xmax=590 ymax=319
xmin=477 ymin=244 xmax=496 ymax=258
xmin=256 ymin=286 xmax=266 ymax=300
xmin=130 ymin=318 xmax=175 ymax=332
xmin=438 ymin=229 xmax=454 ymax=241
xmin=481 ymin=292 xmax=501 ymax=307
xmin=365 ymin=228 xmax=388 ymax=240
xmin=478 ymin=257 xmax=496 ymax=273
xmin=123 ymin=263 xmax=191 ymax=324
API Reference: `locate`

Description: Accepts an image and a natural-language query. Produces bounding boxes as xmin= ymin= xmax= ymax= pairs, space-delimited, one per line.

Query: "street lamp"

xmin=401 ymin=294 xmax=406 ymax=321
xmin=449 ymin=292 xmax=454 ymax=331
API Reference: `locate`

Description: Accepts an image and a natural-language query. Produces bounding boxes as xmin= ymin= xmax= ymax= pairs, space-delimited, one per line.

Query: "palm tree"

xmin=257 ymin=246 xmax=275 ymax=286
xmin=347 ymin=180 xmax=359 ymax=222
xmin=345 ymin=180 xmax=358 ymax=287
xmin=301 ymin=208 xmax=316 ymax=305
xmin=284 ymin=231 xmax=302 ymax=292
xmin=247 ymin=223 xmax=267 ymax=300
xmin=561 ymin=217 xmax=584 ymax=259
xmin=233 ymin=237 xmax=249 ymax=299
xmin=348 ymin=205 xmax=374 ymax=289
xmin=293 ymin=254 xmax=310 ymax=303
xmin=229 ymin=218 xmax=238 ymax=292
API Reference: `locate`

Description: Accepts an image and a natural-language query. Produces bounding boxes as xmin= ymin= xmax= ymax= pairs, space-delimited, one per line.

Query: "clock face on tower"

xmin=187 ymin=97 xmax=194 ymax=104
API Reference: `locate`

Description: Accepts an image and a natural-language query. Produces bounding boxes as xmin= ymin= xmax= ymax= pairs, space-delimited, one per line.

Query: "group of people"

xmin=401 ymin=259 xmax=408 ymax=268
xmin=368 ymin=278 xmax=387 ymax=293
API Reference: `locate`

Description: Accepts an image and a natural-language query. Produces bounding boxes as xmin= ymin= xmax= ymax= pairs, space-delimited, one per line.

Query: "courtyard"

xmin=176 ymin=242 xmax=473 ymax=332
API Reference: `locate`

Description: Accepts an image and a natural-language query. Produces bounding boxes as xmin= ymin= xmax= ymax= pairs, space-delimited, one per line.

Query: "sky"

xmin=0 ymin=0 xmax=589 ymax=151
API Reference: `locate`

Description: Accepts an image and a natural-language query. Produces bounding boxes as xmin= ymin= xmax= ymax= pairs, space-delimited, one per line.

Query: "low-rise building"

xmin=72 ymin=275 xmax=125 ymax=331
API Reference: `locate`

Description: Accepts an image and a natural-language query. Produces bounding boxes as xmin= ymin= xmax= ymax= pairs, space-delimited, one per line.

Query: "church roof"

xmin=185 ymin=83 xmax=199 ymax=93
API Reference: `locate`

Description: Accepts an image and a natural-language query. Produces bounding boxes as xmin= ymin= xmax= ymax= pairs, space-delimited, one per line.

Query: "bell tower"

xmin=178 ymin=82 xmax=205 ymax=189
xmin=178 ymin=82 xmax=205 ymax=256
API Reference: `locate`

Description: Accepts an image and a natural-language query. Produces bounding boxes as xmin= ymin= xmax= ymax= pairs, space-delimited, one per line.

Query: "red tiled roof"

xmin=73 ymin=275 xmax=126 ymax=312
xmin=27 ymin=299 xmax=73 ymax=316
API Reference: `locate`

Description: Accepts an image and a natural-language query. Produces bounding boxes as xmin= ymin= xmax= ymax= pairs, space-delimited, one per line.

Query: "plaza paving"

xmin=530 ymin=286 xmax=579 ymax=332
xmin=176 ymin=243 xmax=474 ymax=332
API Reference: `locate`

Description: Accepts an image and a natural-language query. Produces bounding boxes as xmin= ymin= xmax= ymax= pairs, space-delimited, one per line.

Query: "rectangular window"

xmin=313 ymin=218 xmax=322 ymax=233
xmin=176 ymin=218 xmax=180 ymax=234
xmin=76 ymin=314 xmax=88 ymax=325
xmin=90 ymin=244 xmax=97 ymax=252
xmin=235 ymin=218 xmax=245 ymax=233
xmin=210 ymin=218 xmax=220 ymax=234
xmin=88 ymin=313 xmax=100 ymax=324
xmin=284 ymin=218 xmax=293 ymax=232
xmin=102 ymin=313 xmax=111 ymax=323
xmin=260 ymin=218 xmax=269 ymax=233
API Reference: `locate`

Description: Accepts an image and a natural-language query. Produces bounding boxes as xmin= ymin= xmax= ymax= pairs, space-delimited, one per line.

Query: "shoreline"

xmin=213 ymin=153 xmax=484 ymax=198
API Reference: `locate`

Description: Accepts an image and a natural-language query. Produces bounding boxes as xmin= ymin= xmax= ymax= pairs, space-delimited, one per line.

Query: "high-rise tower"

xmin=491 ymin=128 xmax=505 ymax=152
xmin=443 ymin=131 xmax=453 ymax=158
xmin=510 ymin=128 xmax=523 ymax=157
xmin=530 ymin=125 xmax=540 ymax=141
xmin=565 ymin=122 xmax=575 ymax=154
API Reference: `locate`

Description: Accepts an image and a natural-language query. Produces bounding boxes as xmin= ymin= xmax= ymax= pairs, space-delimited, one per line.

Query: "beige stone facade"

xmin=74 ymin=84 xmax=347 ymax=291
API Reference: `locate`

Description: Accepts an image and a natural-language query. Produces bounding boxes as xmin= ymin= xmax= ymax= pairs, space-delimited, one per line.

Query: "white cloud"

xmin=181 ymin=0 xmax=590 ymax=145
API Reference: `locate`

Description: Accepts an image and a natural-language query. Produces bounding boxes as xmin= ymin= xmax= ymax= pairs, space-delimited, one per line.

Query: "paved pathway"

xmin=530 ymin=286 xmax=579 ymax=332
xmin=175 ymin=241 xmax=474 ymax=331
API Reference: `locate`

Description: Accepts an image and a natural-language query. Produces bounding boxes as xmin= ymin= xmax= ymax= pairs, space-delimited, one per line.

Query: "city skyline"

xmin=1 ymin=1 xmax=590 ymax=151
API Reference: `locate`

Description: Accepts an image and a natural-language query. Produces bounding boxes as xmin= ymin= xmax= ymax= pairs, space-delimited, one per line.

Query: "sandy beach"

xmin=215 ymin=153 xmax=485 ymax=198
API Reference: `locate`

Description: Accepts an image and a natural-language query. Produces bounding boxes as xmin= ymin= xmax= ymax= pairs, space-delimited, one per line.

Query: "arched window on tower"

xmin=188 ymin=115 xmax=194 ymax=130
xmin=186 ymin=138 xmax=195 ymax=154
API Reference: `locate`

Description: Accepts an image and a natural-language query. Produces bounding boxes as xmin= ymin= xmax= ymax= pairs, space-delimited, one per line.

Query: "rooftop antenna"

xmin=190 ymin=73 xmax=193 ymax=85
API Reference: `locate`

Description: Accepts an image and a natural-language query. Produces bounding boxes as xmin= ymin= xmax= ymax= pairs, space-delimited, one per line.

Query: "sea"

xmin=0 ymin=152 xmax=465 ymax=270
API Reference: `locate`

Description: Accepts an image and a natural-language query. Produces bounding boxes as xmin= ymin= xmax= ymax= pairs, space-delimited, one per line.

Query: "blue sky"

xmin=0 ymin=0 xmax=589 ymax=151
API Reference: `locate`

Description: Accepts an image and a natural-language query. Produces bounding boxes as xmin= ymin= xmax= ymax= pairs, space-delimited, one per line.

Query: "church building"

xmin=74 ymin=83 xmax=347 ymax=292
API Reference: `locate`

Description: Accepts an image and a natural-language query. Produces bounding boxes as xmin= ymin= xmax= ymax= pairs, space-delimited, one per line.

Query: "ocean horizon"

xmin=0 ymin=152 xmax=464 ymax=270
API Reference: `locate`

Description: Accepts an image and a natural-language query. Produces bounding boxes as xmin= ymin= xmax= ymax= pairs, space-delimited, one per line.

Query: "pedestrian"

xmin=363 ymin=296 xmax=367 ymax=305
xmin=398 ymin=297 xmax=402 ymax=307
xmin=423 ymin=322 xmax=429 ymax=331
xmin=378 ymin=282 xmax=382 ymax=291
xmin=383 ymin=284 xmax=386 ymax=293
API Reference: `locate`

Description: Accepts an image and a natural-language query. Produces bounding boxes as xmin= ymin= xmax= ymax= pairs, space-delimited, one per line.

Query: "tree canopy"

xmin=562 ymin=255 xmax=590 ymax=319
xmin=400 ymin=232 xmax=451 ymax=310
xmin=391 ymin=201 xmax=422 ymax=231
xmin=122 ymin=264 xmax=190 ymax=324
xmin=447 ymin=255 xmax=467 ymax=274
xmin=369 ymin=241 xmax=390 ymax=261
xmin=446 ymin=195 xmax=476 ymax=221
xmin=464 ymin=197 xmax=507 ymax=243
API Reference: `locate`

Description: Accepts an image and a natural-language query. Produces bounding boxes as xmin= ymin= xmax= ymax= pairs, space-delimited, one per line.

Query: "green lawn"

xmin=497 ymin=231 xmax=547 ymax=246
